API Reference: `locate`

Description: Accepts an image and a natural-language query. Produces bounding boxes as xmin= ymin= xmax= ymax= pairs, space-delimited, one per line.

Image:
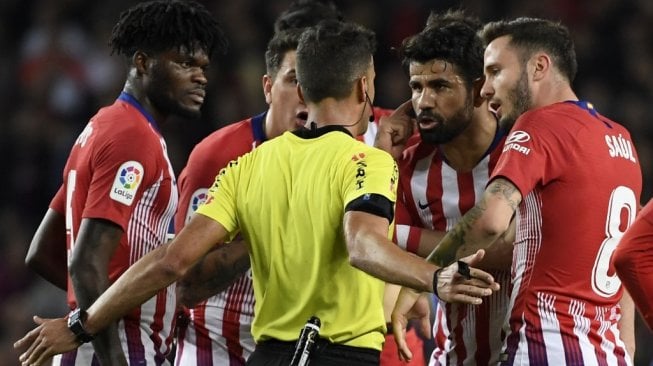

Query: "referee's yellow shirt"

xmin=196 ymin=127 xmax=398 ymax=350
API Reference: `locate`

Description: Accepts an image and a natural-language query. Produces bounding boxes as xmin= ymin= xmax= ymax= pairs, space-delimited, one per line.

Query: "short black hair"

xmin=479 ymin=17 xmax=577 ymax=83
xmin=264 ymin=28 xmax=304 ymax=78
xmin=400 ymin=10 xmax=483 ymax=87
xmin=109 ymin=0 xmax=228 ymax=58
xmin=274 ymin=0 xmax=343 ymax=32
xmin=296 ymin=20 xmax=376 ymax=103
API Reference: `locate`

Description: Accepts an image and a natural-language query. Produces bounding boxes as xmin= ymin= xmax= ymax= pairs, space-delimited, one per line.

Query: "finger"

xmin=460 ymin=249 xmax=486 ymax=266
xmin=467 ymin=268 xmax=498 ymax=288
xmin=391 ymin=318 xmax=412 ymax=361
xmin=458 ymin=276 xmax=499 ymax=289
xmin=393 ymin=100 xmax=414 ymax=117
xmin=449 ymin=293 xmax=485 ymax=305
xmin=418 ymin=314 xmax=431 ymax=339
xmin=454 ymin=284 xmax=495 ymax=298
xmin=18 ymin=329 xmax=42 ymax=362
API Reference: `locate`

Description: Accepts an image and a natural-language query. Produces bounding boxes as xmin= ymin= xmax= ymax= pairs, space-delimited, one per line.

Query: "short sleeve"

xmin=195 ymin=159 xmax=240 ymax=237
xmin=342 ymin=148 xmax=398 ymax=209
xmin=490 ymin=111 xmax=565 ymax=197
xmin=82 ymin=129 xmax=158 ymax=231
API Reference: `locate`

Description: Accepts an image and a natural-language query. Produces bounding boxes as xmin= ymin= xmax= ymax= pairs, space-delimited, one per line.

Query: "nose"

xmin=415 ymin=88 xmax=435 ymax=113
xmin=193 ymin=67 xmax=208 ymax=86
xmin=480 ymin=79 xmax=493 ymax=100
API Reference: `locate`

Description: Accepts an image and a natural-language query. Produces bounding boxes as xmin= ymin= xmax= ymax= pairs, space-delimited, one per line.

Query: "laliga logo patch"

xmin=503 ymin=130 xmax=531 ymax=155
xmin=110 ymin=161 xmax=144 ymax=206
xmin=186 ymin=188 xmax=209 ymax=224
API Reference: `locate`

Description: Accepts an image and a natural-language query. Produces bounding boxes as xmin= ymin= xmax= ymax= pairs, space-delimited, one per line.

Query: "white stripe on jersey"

xmin=570 ymin=300 xmax=598 ymax=366
xmin=411 ymin=150 xmax=437 ymax=228
xmin=395 ymin=224 xmax=410 ymax=251
xmin=440 ymin=163 xmax=461 ymax=231
xmin=537 ymin=292 xmax=565 ymax=364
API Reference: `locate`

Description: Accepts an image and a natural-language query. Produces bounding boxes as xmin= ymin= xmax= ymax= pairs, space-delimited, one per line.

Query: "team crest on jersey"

xmin=503 ymin=130 xmax=531 ymax=155
xmin=110 ymin=161 xmax=144 ymax=206
xmin=186 ymin=188 xmax=209 ymax=224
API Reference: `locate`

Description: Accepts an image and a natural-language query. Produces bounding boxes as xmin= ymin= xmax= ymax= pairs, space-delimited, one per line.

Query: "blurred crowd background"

xmin=2 ymin=0 xmax=653 ymax=364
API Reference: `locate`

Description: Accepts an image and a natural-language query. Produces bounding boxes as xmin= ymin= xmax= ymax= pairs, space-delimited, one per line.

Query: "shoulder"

xmin=187 ymin=118 xmax=254 ymax=165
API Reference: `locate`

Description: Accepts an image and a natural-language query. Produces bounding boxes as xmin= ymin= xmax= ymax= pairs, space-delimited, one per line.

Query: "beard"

xmin=418 ymin=95 xmax=474 ymax=145
xmin=146 ymin=66 xmax=202 ymax=120
xmin=500 ymin=69 xmax=532 ymax=130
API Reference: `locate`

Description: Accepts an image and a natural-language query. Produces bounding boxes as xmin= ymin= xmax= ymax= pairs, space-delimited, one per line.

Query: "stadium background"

xmin=1 ymin=0 xmax=652 ymax=363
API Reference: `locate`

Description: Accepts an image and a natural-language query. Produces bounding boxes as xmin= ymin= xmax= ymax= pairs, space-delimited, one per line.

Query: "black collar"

xmin=291 ymin=122 xmax=353 ymax=139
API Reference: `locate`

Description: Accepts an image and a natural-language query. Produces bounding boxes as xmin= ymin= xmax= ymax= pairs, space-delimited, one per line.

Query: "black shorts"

xmin=246 ymin=338 xmax=380 ymax=365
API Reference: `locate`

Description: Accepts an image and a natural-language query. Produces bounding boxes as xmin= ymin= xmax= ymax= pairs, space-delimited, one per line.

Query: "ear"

xmin=532 ymin=52 xmax=551 ymax=82
xmin=358 ymin=76 xmax=368 ymax=103
xmin=296 ymin=83 xmax=305 ymax=105
xmin=472 ymin=77 xmax=486 ymax=107
xmin=133 ymin=51 xmax=149 ymax=75
xmin=262 ymin=74 xmax=273 ymax=105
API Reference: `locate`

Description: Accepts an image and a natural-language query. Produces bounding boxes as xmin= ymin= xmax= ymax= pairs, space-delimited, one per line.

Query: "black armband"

xmin=345 ymin=193 xmax=394 ymax=222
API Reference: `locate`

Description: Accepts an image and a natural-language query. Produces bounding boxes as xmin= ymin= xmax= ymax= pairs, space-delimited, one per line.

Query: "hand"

xmin=14 ymin=315 xmax=79 ymax=366
xmin=390 ymin=288 xmax=431 ymax=362
xmin=374 ymin=100 xmax=416 ymax=160
xmin=436 ymin=249 xmax=501 ymax=304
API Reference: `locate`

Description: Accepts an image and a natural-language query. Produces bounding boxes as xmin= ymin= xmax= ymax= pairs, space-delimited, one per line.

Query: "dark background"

xmin=2 ymin=0 xmax=652 ymax=363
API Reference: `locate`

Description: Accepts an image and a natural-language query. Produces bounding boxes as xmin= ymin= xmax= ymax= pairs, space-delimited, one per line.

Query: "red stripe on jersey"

xmin=475 ymin=296 xmax=491 ymax=366
xmin=224 ymin=277 xmax=246 ymax=365
xmin=456 ymin=172 xmax=475 ymax=216
xmin=125 ymin=307 xmax=146 ymax=364
xmin=452 ymin=305 xmax=467 ymax=365
xmin=194 ymin=302 xmax=213 ymax=365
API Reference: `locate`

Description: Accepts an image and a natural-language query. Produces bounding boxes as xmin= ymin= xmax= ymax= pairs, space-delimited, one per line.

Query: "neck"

xmin=122 ymin=74 xmax=166 ymax=125
xmin=532 ymin=77 xmax=578 ymax=109
xmin=307 ymin=97 xmax=366 ymax=137
xmin=440 ymin=106 xmax=498 ymax=172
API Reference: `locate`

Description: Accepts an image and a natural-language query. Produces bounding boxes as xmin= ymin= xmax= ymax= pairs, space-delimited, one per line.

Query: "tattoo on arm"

xmin=487 ymin=179 xmax=520 ymax=211
xmin=427 ymin=201 xmax=486 ymax=267
xmin=426 ymin=178 xmax=520 ymax=267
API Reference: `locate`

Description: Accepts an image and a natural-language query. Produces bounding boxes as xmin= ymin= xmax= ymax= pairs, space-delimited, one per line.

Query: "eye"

xmin=179 ymin=61 xmax=192 ymax=69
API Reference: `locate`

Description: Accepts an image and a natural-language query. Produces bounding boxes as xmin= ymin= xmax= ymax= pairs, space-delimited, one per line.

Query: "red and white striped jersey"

xmin=50 ymin=92 xmax=177 ymax=365
xmin=493 ymin=101 xmax=641 ymax=365
xmin=174 ymin=114 xmax=266 ymax=365
xmin=394 ymin=130 xmax=512 ymax=366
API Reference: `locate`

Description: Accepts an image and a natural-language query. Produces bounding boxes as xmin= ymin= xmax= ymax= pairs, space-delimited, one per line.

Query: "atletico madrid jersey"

xmin=394 ymin=125 xmax=511 ymax=366
xmin=492 ymin=101 xmax=641 ymax=365
xmin=50 ymin=92 xmax=177 ymax=364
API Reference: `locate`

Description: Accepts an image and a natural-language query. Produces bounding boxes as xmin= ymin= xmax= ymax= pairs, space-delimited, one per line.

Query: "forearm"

xmin=83 ymin=214 xmax=227 ymax=336
xmin=349 ymin=227 xmax=437 ymax=293
xmin=177 ymin=240 xmax=250 ymax=307
xmin=427 ymin=179 xmax=519 ymax=267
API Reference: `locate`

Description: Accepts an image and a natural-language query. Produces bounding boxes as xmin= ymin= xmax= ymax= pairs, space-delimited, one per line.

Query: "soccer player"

xmin=392 ymin=17 xmax=641 ymax=365
xmin=15 ymin=20 xmax=500 ymax=366
xmin=23 ymin=0 xmax=227 ymax=364
xmin=172 ymin=2 xmax=346 ymax=365
xmin=378 ymin=11 xmax=514 ymax=365
xmin=615 ymin=200 xmax=653 ymax=331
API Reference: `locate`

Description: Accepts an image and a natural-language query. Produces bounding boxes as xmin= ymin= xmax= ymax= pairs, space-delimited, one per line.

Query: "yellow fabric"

xmin=197 ymin=129 xmax=398 ymax=350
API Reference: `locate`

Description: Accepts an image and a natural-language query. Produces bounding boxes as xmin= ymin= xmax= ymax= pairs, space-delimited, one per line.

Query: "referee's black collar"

xmin=291 ymin=122 xmax=353 ymax=139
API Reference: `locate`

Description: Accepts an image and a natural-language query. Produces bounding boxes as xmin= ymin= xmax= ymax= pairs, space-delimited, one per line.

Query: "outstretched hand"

xmin=374 ymin=100 xmax=416 ymax=160
xmin=14 ymin=315 xmax=79 ymax=366
xmin=391 ymin=249 xmax=500 ymax=361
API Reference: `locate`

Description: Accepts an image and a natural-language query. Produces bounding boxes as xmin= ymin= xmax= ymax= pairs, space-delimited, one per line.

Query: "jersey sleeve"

xmin=342 ymin=148 xmax=398 ymax=209
xmin=82 ymin=129 xmax=158 ymax=231
xmin=195 ymin=158 xmax=241 ymax=238
xmin=490 ymin=111 xmax=566 ymax=196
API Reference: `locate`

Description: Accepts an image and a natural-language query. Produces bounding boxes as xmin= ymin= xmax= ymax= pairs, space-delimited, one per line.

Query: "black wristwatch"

xmin=68 ymin=308 xmax=94 ymax=344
